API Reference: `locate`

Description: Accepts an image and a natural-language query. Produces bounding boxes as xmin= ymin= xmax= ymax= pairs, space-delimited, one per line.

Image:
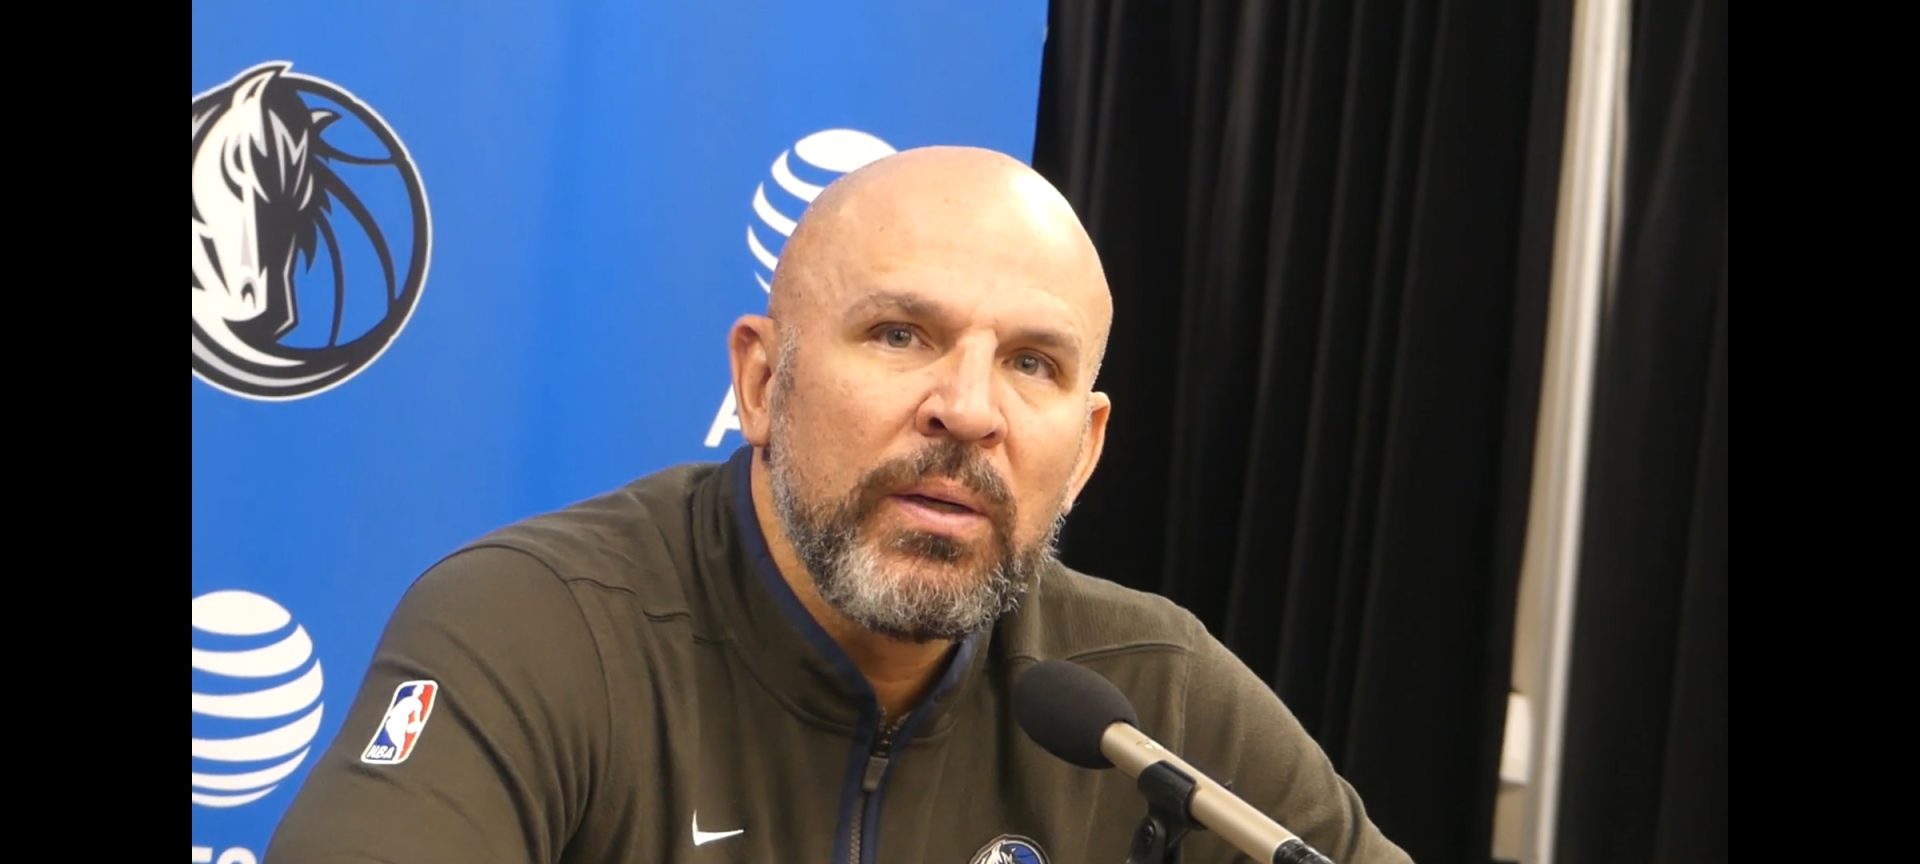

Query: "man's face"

xmin=762 ymin=187 xmax=1109 ymax=643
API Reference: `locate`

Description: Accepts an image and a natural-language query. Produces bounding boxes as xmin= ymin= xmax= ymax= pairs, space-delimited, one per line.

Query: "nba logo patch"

xmin=969 ymin=834 xmax=1048 ymax=864
xmin=361 ymin=680 xmax=439 ymax=765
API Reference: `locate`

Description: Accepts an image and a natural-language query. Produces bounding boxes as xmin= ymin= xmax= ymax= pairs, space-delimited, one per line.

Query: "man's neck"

xmin=749 ymin=450 xmax=956 ymax=722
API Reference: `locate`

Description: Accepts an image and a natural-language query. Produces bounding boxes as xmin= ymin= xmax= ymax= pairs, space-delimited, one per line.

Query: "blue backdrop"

xmin=191 ymin=4 xmax=1047 ymax=860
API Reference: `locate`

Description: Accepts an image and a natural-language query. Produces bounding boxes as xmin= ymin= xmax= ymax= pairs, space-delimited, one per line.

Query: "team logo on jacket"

xmin=361 ymin=680 xmax=439 ymax=764
xmin=969 ymin=834 xmax=1048 ymax=864
xmin=192 ymin=61 xmax=432 ymax=401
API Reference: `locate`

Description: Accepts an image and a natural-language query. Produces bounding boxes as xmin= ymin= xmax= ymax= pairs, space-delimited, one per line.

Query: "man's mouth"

xmin=897 ymin=492 xmax=978 ymax=515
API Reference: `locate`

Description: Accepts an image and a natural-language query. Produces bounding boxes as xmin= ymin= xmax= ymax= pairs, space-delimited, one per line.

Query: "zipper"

xmin=846 ymin=709 xmax=909 ymax=864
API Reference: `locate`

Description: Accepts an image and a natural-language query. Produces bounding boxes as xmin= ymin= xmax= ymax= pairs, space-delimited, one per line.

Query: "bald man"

xmin=267 ymin=148 xmax=1412 ymax=864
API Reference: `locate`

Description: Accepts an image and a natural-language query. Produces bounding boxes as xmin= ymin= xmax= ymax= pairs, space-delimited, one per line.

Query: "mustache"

xmin=848 ymin=441 xmax=1016 ymax=530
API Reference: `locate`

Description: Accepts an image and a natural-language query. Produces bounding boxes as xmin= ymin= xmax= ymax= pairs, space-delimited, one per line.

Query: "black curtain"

xmin=1032 ymin=1 xmax=1566 ymax=860
xmin=1555 ymin=0 xmax=1727 ymax=860
xmin=1032 ymin=0 xmax=1726 ymax=861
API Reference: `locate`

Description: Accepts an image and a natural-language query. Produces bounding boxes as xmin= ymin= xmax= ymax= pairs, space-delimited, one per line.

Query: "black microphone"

xmin=1013 ymin=659 xmax=1335 ymax=864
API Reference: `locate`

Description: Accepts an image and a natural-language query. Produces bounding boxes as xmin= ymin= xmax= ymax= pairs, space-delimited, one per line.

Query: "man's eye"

xmin=1013 ymin=352 xmax=1056 ymax=378
xmin=882 ymin=327 xmax=916 ymax=348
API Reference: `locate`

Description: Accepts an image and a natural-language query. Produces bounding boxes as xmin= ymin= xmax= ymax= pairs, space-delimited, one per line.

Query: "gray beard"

xmin=766 ymin=425 xmax=1064 ymax=644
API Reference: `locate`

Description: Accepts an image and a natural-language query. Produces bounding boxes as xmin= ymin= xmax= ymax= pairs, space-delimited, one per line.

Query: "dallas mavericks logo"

xmin=191 ymin=62 xmax=431 ymax=400
xmin=969 ymin=835 xmax=1049 ymax=864
xmin=192 ymin=590 xmax=325 ymax=808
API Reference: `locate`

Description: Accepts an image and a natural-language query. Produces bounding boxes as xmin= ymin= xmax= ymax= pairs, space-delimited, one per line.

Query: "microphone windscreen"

xmin=1012 ymin=659 xmax=1140 ymax=769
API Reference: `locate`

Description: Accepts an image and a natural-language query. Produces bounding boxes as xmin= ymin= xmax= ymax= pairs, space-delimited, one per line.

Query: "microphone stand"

xmin=1125 ymin=761 xmax=1203 ymax=864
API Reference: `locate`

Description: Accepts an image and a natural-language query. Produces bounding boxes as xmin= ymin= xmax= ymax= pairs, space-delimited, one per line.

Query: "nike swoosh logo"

xmin=692 ymin=811 xmax=745 ymax=846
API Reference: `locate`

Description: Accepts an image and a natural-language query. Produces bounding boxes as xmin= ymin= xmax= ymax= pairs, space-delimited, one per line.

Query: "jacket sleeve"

xmin=1178 ymin=616 xmax=1415 ymax=864
xmin=264 ymin=545 xmax=611 ymax=864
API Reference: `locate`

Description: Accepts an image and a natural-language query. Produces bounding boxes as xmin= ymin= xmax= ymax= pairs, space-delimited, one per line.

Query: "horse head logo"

xmin=191 ymin=62 xmax=429 ymax=400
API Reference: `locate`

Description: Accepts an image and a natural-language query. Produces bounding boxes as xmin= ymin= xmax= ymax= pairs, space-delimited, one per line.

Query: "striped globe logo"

xmin=192 ymin=590 xmax=325 ymax=807
xmin=746 ymin=128 xmax=897 ymax=292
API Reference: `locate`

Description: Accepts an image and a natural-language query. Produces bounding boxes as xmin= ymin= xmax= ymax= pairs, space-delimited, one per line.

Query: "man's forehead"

xmin=828 ymin=248 xmax=1101 ymax=349
xmin=775 ymin=147 xmax=1113 ymax=359
xmin=842 ymin=283 xmax=1084 ymax=337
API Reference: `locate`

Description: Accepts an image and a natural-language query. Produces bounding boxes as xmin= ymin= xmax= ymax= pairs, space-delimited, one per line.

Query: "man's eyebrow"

xmin=845 ymin=290 xmax=944 ymax=322
xmin=846 ymin=288 xmax=1085 ymax=363
xmin=1006 ymin=325 xmax=1082 ymax=361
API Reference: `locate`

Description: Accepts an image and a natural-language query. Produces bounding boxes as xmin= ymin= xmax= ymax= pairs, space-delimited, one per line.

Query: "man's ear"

xmin=729 ymin=314 xmax=777 ymax=446
xmin=1065 ymin=391 xmax=1111 ymax=509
